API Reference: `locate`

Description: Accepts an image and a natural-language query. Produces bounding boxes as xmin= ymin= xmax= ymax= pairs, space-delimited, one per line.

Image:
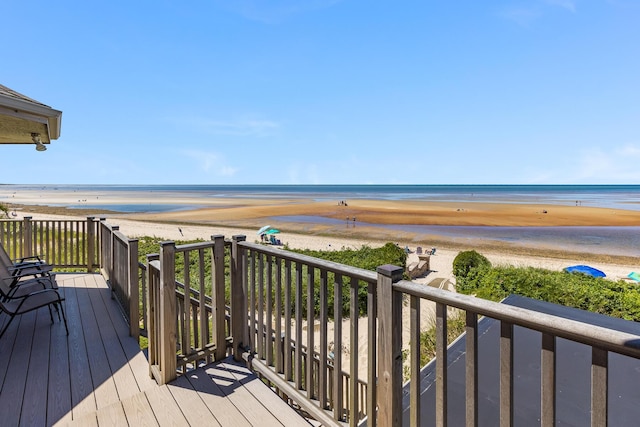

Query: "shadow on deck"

xmin=0 ymin=273 xmax=309 ymax=426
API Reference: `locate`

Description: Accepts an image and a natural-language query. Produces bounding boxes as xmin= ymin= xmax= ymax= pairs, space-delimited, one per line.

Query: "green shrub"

xmin=452 ymin=250 xmax=491 ymax=279
xmin=291 ymin=242 xmax=407 ymax=276
xmin=456 ymin=264 xmax=640 ymax=321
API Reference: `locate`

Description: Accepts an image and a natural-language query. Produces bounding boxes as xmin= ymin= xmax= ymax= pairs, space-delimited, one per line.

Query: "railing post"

xmin=211 ymin=235 xmax=227 ymax=360
xmin=147 ymin=254 xmax=159 ymax=379
xmin=376 ymin=264 xmax=403 ymax=427
xmin=87 ymin=216 xmax=95 ymax=272
xmin=23 ymin=216 xmax=33 ymax=258
xmin=159 ymin=241 xmax=177 ymax=384
xmin=231 ymin=235 xmax=247 ymax=361
xmin=128 ymin=238 xmax=140 ymax=340
xmin=591 ymin=348 xmax=608 ymax=427
xmin=98 ymin=218 xmax=106 ymax=270
xmin=109 ymin=225 xmax=119 ymax=297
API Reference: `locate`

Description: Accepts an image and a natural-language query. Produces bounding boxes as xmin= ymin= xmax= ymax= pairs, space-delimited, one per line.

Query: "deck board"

xmin=183 ymin=366 xmax=251 ymax=426
xmin=2 ymin=309 xmax=37 ymax=425
xmin=47 ymin=289 xmax=73 ymax=425
xmin=165 ymin=374 xmax=222 ymax=426
xmin=0 ymin=273 xmax=310 ymax=426
xmin=63 ymin=284 xmax=98 ymax=419
xmin=75 ymin=282 xmax=120 ymax=410
xmin=94 ymin=401 xmax=127 ymax=426
xmin=143 ymin=383 xmax=190 ymax=427
xmin=199 ymin=363 xmax=286 ymax=427
xmin=219 ymin=360 xmax=309 ymax=426
xmin=120 ymin=391 xmax=159 ymax=426
xmin=83 ymin=276 xmax=139 ymax=405
xmin=23 ymin=309 xmax=52 ymax=426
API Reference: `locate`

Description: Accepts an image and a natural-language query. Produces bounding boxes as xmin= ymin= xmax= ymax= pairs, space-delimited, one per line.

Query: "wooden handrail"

xmin=1 ymin=216 xmax=100 ymax=270
xmin=393 ymin=279 xmax=640 ymax=358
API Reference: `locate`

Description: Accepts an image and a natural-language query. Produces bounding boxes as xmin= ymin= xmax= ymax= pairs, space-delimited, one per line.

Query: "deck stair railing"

xmin=147 ymin=236 xmax=229 ymax=385
xmin=144 ymin=235 xmax=372 ymax=424
xmin=235 ymin=239 xmax=376 ymax=426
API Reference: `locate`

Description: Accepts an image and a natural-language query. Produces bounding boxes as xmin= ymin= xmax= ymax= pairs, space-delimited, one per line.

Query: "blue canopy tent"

xmin=564 ymin=265 xmax=606 ymax=278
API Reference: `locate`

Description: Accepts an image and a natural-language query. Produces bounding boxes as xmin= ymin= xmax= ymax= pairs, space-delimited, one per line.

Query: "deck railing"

xmin=1 ymin=217 xmax=142 ymax=339
xmin=379 ymin=269 xmax=640 ymax=427
xmin=1 ymin=216 xmax=98 ymax=270
xmin=99 ymin=219 xmax=140 ymax=339
xmin=146 ymin=235 xmax=640 ymax=427
xmin=7 ymin=219 xmax=640 ymax=426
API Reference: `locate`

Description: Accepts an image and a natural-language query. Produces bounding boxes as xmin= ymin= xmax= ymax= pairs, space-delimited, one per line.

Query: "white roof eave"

xmin=0 ymin=92 xmax=62 ymax=142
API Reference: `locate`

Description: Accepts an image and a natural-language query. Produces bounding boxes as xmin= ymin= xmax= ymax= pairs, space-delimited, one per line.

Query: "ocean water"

xmin=2 ymin=184 xmax=639 ymax=256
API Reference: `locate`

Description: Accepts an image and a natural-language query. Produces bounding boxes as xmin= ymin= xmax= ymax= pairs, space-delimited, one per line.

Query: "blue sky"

xmin=2 ymin=0 xmax=639 ymax=185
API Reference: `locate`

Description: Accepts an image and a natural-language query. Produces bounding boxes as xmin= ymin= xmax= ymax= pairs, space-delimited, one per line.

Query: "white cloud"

xmin=544 ymin=0 xmax=577 ymax=12
xmin=500 ymin=7 xmax=542 ymax=27
xmin=500 ymin=0 xmax=577 ymax=26
xmin=182 ymin=150 xmax=238 ymax=177
xmin=219 ymin=166 xmax=238 ymax=177
xmin=203 ymin=119 xmax=280 ymax=137
xmin=286 ymin=163 xmax=321 ymax=184
xmin=519 ymin=144 xmax=640 ymax=184
xmin=172 ymin=116 xmax=280 ymax=137
xmin=214 ymin=0 xmax=343 ymax=24
xmin=605 ymin=0 xmax=640 ymax=8
xmin=561 ymin=144 xmax=640 ymax=183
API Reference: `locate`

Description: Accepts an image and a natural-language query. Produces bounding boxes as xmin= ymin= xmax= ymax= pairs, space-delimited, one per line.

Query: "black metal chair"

xmin=0 ymin=251 xmax=56 ymax=299
xmin=0 ymin=287 xmax=68 ymax=338
xmin=0 ymin=243 xmax=52 ymax=287
xmin=0 ymin=251 xmax=67 ymax=338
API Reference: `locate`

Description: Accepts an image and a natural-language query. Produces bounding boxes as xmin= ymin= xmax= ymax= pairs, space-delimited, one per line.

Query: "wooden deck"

xmin=0 ymin=273 xmax=310 ymax=426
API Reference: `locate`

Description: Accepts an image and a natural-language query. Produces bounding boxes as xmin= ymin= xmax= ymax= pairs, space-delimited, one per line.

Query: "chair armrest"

xmin=9 ymin=264 xmax=53 ymax=277
xmin=7 ymin=264 xmax=53 ymax=280
xmin=12 ymin=255 xmax=45 ymax=263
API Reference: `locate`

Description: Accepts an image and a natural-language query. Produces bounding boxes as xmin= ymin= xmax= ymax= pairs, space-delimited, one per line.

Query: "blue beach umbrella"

xmin=265 ymin=229 xmax=280 ymax=235
xmin=564 ymin=265 xmax=606 ymax=278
